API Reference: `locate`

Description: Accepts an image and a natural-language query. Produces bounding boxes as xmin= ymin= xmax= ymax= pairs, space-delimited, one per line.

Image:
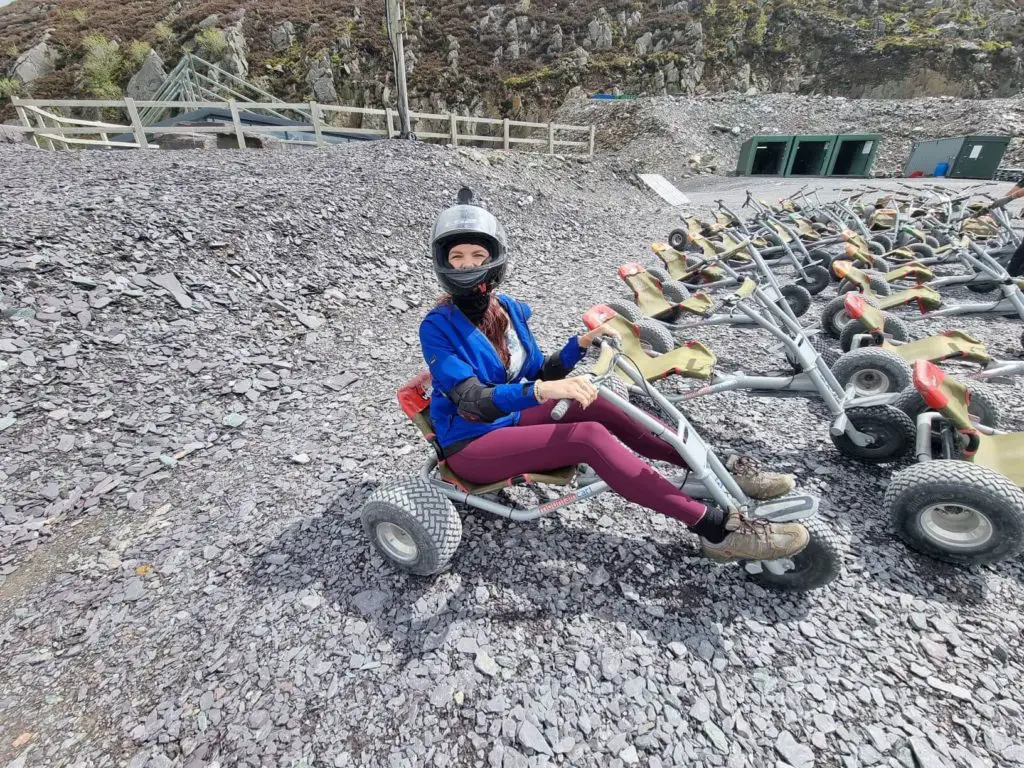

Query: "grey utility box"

xmin=903 ymin=135 xmax=1011 ymax=179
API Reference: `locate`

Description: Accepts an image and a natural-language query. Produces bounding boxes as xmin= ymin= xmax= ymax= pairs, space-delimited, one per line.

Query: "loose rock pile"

xmin=1 ymin=141 xmax=1022 ymax=767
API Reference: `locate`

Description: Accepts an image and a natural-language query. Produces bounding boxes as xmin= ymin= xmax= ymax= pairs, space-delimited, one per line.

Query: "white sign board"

xmin=638 ymin=173 xmax=691 ymax=206
xmin=969 ymin=144 xmax=983 ymax=159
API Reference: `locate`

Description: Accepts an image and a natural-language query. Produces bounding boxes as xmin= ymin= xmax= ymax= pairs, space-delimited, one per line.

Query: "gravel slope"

xmin=1 ymin=141 xmax=1023 ymax=768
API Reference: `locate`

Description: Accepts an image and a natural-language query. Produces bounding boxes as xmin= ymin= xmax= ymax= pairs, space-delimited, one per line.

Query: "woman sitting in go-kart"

xmin=418 ymin=190 xmax=809 ymax=563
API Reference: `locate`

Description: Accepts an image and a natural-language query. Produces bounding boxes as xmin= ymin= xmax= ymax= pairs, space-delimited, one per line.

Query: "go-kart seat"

xmin=398 ymin=371 xmax=577 ymax=493
xmin=583 ymin=304 xmax=717 ymax=382
xmin=618 ymin=263 xmax=715 ymax=318
xmin=912 ymin=361 xmax=1024 ymax=486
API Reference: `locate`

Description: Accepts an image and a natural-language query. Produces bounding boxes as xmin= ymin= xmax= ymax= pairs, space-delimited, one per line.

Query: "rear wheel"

xmin=360 ymin=479 xmax=462 ymax=576
xmin=838 ymin=312 xmax=909 ymax=352
xmin=868 ymin=239 xmax=886 ymax=256
xmin=603 ymin=299 xmax=643 ymax=323
xmin=745 ymin=516 xmax=843 ymax=592
xmin=830 ymin=405 xmax=915 ymax=463
xmin=908 ymin=243 xmax=935 ymax=260
xmin=831 ymin=347 xmax=912 ymax=396
xmin=838 ymin=270 xmax=891 ymax=297
xmin=661 ymin=280 xmax=691 ymax=304
xmin=893 ymin=381 xmax=1003 ymax=429
xmin=886 ymin=461 xmax=1024 ymax=565
xmin=636 ymin=317 xmax=674 ymax=354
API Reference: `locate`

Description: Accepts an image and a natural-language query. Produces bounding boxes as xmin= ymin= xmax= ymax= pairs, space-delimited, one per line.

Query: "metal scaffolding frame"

xmin=139 ymin=54 xmax=311 ymax=126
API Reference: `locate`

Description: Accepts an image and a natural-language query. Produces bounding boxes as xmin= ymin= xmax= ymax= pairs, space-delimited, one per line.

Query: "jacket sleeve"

xmin=420 ymin=316 xmax=540 ymax=415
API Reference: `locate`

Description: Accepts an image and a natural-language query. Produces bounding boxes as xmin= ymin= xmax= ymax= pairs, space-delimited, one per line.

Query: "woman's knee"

xmin=567 ymin=421 xmax=619 ymax=457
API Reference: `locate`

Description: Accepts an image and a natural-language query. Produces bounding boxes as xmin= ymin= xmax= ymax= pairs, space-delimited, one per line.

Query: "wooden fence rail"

xmin=10 ymin=97 xmax=596 ymax=156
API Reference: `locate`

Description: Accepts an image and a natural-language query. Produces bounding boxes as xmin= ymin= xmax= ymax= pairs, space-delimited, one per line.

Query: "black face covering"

xmin=452 ymin=289 xmax=492 ymax=326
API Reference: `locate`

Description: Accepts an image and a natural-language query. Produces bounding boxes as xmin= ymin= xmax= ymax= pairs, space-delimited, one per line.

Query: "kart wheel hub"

xmin=919 ymin=503 xmax=993 ymax=550
xmin=376 ymin=522 xmax=419 ymax=563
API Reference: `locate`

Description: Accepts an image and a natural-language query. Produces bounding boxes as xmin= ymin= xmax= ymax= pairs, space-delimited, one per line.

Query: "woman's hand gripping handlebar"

xmin=551 ymin=336 xmax=623 ymax=421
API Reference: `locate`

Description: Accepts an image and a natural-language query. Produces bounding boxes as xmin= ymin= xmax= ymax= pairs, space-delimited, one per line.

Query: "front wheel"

xmin=668 ymin=228 xmax=689 ymax=250
xmin=886 ymin=461 xmax=1024 ymax=565
xmin=360 ymin=479 xmax=462 ymax=575
xmin=780 ymin=283 xmax=812 ymax=317
xmin=745 ymin=516 xmax=843 ymax=592
xmin=795 ymin=264 xmax=831 ymax=296
xmin=830 ymin=405 xmax=916 ymax=464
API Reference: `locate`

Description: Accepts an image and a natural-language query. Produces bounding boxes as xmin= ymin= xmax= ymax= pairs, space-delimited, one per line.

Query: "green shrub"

xmin=152 ymin=22 xmax=176 ymax=45
xmin=125 ymin=40 xmax=151 ymax=69
xmin=0 ymin=77 xmax=21 ymax=100
xmin=82 ymin=33 xmax=122 ymax=97
xmin=195 ymin=27 xmax=228 ymax=60
xmin=70 ymin=8 xmax=88 ymax=24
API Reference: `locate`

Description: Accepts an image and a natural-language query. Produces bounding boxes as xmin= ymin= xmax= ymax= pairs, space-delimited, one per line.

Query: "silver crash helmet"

xmin=429 ymin=201 xmax=509 ymax=296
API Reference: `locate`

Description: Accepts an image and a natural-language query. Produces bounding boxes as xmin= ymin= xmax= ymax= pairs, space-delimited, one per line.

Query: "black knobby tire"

xmin=831 ymin=347 xmax=912 ymax=396
xmin=838 ymin=312 xmax=909 ymax=352
xmin=872 ymin=234 xmax=893 ymax=251
xmin=907 ymin=243 xmax=934 ymax=260
xmin=661 ymin=280 xmax=691 ymax=304
xmin=806 ymin=248 xmax=834 ymax=272
xmin=795 ymin=264 xmax=831 ymax=296
xmin=747 ymin=516 xmax=843 ymax=592
xmin=809 ymin=334 xmax=841 ymax=368
xmin=360 ymin=478 xmax=462 ymax=576
xmin=870 ymin=257 xmax=892 ymax=273
xmin=924 ymin=235 xmax=940 ymax=248
xmin=893 ymin=381 xmax=1003 ymax=429
xmin=636 ymin=317 xmax=675 ymax=354
xmin=780 ymin=283 xmax=812 ymax=318
xmin=838 ymin=270 xmax=891 ymax=297
xmin=647 ymin=266 xmax=671 ymax=285
xmin=668 ymin=228 xmax=689 ymax=250
xmin=603 ymin=299 xmax=643 ymax=323
xmin=830 ymin=405 xmax=916 ymax=464
xmin=966 ymin=280 xmax=999 ymax=294
xmin=886 ymin=460 xmax=1024 ymax=565
xmin=784 ymin=334 xmax=839 ymax=371
xmin=868 ymin=240 xmax=886 ymax=256
xmin=822 ymin=294 xmax=866 ymax=339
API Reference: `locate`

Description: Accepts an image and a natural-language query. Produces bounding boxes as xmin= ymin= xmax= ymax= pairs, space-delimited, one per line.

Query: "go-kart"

xmin=884 ymin=360 xmax=1024 ymax=565
xmin=359 ymin=340 xmax=843 ymax=591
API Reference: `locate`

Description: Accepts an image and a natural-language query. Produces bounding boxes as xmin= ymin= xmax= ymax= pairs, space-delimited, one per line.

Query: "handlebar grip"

xmin=551 ymin=398 xmax=572 ymax=421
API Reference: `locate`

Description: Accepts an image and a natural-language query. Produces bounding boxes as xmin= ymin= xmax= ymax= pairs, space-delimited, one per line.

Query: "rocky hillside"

xmin=1 ymin=0 xmax=1023 ymax=125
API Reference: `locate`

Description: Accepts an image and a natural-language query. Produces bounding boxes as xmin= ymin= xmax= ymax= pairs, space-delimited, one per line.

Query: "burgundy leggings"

xmin=445 ymin=398 xmax=708 ymax=526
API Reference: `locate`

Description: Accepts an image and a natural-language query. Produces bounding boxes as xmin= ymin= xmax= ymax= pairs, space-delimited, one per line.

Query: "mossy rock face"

xmin=0 ymin=0 xmax=1020 ymax=118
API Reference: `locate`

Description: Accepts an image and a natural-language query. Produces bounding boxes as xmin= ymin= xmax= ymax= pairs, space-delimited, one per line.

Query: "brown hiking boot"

xmin=701 ymin=508 xmax=810 ymax=563
xmin=726 ymin=454 xmax=795 ymax=500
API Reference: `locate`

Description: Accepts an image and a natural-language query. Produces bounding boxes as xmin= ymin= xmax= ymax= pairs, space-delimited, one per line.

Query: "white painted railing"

xmin=10 ymin=97 xmax=596 ymax=155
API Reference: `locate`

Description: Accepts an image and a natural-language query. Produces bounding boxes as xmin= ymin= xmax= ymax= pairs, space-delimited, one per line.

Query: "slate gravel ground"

xmin=1 ymin=141 xmax=1023 ymax=768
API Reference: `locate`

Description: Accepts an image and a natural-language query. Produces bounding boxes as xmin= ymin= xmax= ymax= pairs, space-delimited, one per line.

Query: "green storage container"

xmin=903 ymin=135 xmax=1011 ymax=179
xmin=736 ymin=135 xmax=794 ymax=176
xmin=785 ymin=135 xmax=838 ymax=177
xmin=826 ymin=134 xmax=880 ymax=178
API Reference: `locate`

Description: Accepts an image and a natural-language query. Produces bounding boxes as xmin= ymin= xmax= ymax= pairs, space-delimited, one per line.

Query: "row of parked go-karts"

xmin=357 ymin=184 xmax=1024 ymax=594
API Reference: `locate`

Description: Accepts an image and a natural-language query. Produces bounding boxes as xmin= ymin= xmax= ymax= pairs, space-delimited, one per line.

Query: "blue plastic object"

xmin=934 ymin=162 xmax=950 ymax=177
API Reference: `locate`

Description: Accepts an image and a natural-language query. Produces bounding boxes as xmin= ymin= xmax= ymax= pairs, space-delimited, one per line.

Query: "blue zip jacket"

xmin=419 ymin=294 xmax=585 ymax=449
